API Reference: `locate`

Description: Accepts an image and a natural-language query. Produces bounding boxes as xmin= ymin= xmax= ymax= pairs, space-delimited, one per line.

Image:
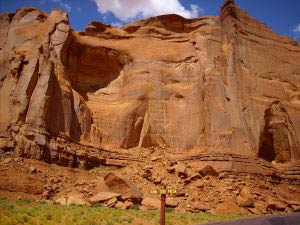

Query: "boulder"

xmin=104 ymin=172 xmax=143 ymax=201
xmin=191 ymin=201 xmax=210 ymax=211
xmin=214 ymin=201 xmax=243 ymax=214
xmin=175 ymin=192 xmax=186 ymax=197
xmin=0 ymin=140 xmax=14 ymax=149
xmin=68 ymin=195 xmax=88 ymax=205
xmin=55 ymin=197 xmax=68 ymax=205
xmin=94 ymin=178 xmax=110 ymax=193
xmin=175 ymin=164 xmax=188 ymax=178
xmin=166 ymin=167 xmax=175 ymax=174
xmin=184 ymin=178 xmax=192 ymax=185
xmin=141 ymin=197 xmax=160 ymax=210
xmin=247 ymin=207 xmax=261 ymax=215
xmin=2 ymin=158 xmax=12 ymax=164
xmin=237 ymin=187 xmax=254 ymax=207
xmin=142 ymin=169 xmax=152 ymax=179
xmin=286 ymin=200 xmax=300 ymax=207
xmin=89 ymin=192 xmax=121 ymax=204
xmin=288 ymin=186 xmax=297 ymax=192
xmin=195 ymin=181 xmax=204 ymax=188
xmin=28 ymin=166 xmax=37 ymax=173
xmin=199 ymin=165 xmax=219 ymax=177
xmin=55 ymin=194 xmax=87 ymax=205
xmin=166 ymin=198 xmax=178 ymax=208
xmin=291 ymin=205 xmax=300 ymax=212
xmin=185 ymin=204 xmax=194 ymax=212
xmin=114 ymin=201 xmax=124 ymax=209
xmin=153 ymin=177 xmax=162 ymax=184
xmin=123 ymin=201 xmax=134 ymax=209
xmin=106 ymin=197 xmax=118 ymax=208
xmin=150 ymin=156 xmax=159 ymax=161
xmin=239 ymin=187 xmax=252 ymax=198
xmin=190 ymin=173 xmax=202 ymax=180
xmin=266 ymin=199 xmax=287 ymax=212
xmin=237 ymin=195 xmax=254 ymax=207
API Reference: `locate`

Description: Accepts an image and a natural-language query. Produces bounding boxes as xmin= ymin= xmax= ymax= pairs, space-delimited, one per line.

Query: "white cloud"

xmin=60 ymin=2 xmax=71 ymax=12
xmin=293 ymin=24 xmax=300 ymax=33
xmin=111 ymin=22 xmax=122 ymax=27
xmin=92 ymin=0 xmax=203 ymax=22
xmin=49 ymin=0 xmax=71 ymax=12
xmin=190 ymin=4 xmax=204 ymax=15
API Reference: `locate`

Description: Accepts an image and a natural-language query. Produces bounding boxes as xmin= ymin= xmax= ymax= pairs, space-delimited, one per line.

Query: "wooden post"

xmin=160 ymin=192 xmax=166 ymax=225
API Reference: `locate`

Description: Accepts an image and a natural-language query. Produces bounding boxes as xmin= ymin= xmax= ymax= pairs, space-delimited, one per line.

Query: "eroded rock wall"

xmin=0 ymin=0 xmax=299 ymax=169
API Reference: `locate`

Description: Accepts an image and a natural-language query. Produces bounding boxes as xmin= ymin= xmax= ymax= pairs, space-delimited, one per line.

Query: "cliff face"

xmin=0 ymin=1 xmax=300 ymax=171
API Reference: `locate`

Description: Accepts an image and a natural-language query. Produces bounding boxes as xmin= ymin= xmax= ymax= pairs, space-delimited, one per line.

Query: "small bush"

xmin=20 ymin=214 xmax=29 ymax=223
xmin=92 ymin=203 xmax=101 ymax=207
xmin=69 ymin=203 xmax=78 ymax=207
xmin=166 ymin=207 xmax=174 ymax=213
xmin=119 ymin=215 xmax=133 ymax=223
xmin=38 ymin=200 xmax=47 ymax=204
xmin=45 ymin=213 xmax=52 ymax=220
xmin=86 ymin=220 xmax=98 ymax=225
xmin=20 ymin=199 xmax=33 ymax=204
xmin=132 ymin=204 xmax=140 ymax=210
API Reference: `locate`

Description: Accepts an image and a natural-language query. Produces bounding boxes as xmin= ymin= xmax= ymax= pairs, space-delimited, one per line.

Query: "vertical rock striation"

xmin=0 ymin=1 xmax=299 ymax=176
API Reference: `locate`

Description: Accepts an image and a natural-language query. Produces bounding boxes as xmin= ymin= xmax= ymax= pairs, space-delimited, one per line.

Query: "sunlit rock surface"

xmin=0 ymin=1 xmax=299 ymax=178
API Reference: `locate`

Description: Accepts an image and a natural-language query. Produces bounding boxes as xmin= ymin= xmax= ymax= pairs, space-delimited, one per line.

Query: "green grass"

xmin=0 ymin=198 xmax=247 ymax=225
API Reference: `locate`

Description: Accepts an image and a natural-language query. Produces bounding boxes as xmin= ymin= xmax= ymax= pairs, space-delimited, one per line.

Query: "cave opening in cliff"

xmin=258 ymin=108 xmax=276 ymax=162
xmin=65 ymin=42 xmax=127 ymax=100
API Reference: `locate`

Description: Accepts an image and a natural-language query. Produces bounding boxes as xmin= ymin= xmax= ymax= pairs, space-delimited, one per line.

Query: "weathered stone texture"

xmin=0 ymin=0 xmax=299 ymax=172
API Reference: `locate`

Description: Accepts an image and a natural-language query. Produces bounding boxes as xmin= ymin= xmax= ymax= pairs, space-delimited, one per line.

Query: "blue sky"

xmin=0 ymin=0 xmax=299 ymax=40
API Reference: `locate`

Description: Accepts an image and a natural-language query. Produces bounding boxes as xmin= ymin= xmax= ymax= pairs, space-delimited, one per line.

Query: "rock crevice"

xmin=0 ymin=1 xmax=300 ymax=176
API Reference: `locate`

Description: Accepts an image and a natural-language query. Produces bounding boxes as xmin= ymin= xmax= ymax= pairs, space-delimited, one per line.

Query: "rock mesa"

xmin=0 ymin=0 xmax=300 ymax=181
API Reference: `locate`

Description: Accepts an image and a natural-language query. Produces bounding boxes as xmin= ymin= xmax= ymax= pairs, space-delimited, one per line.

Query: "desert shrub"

xmin=118 ymin=215 xmax=133 ymax=223
xmin=86 ymin=219 xmax=99 ymax=225
xmin=92 ymin=203 xmax=101 ymax=207
xmin=45 ymin=212 xmax=53 ymax=220
xmin=132 ymin=204 xmax=140 ymax=210
xmin=69 ymin=203 xmax=78 ymax=207
xmin=37 ymin=200 xmax=47 ymax=205
xmin=20 ymin=199 xmax=33 ymax=204
xmin=166 ymin=207 xmax=174 ymax=213
xmin=106 ymin=221 xmax=113 ymax=225
xmin=22 ymin=214 xmax=30 ymax=222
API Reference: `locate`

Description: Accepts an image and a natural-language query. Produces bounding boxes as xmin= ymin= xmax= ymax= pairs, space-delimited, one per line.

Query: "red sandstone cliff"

xmin=0 ymin=0 xmax=300 ymax=174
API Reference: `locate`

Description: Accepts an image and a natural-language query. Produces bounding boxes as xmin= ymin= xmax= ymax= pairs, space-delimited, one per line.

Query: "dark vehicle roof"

xmin=199 ymin=213 xmax=300 ymax=225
